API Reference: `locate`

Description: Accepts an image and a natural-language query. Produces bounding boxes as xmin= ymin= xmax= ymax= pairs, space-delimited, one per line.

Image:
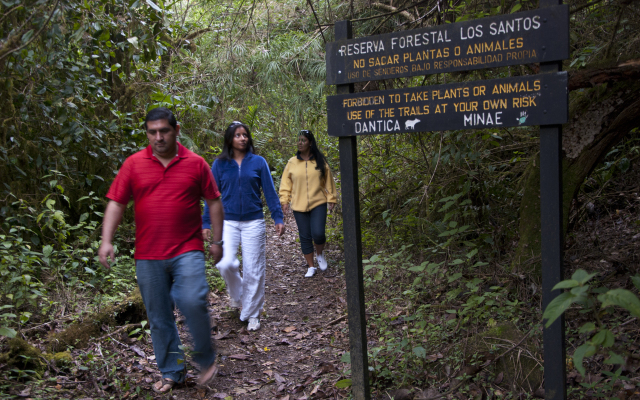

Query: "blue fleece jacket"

xmin=202 ymin=151 xmax=284 ymax=229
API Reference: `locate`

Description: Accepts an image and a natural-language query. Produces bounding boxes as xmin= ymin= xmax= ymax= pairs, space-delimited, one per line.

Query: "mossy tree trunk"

xmin=512 ymin=61 xmax=640 ymax=274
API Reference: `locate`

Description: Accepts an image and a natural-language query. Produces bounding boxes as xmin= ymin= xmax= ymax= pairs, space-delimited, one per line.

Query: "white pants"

xmin=217 ymin=219 xmax=266 ymax=321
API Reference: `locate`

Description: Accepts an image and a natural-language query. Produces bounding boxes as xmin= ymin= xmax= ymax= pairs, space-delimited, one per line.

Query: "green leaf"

xmin=571 ymin=269 xmax=597 ymax=285
xmin=127 ymin=36 xmax=139 ymax=48
xmin=573 ymin=343 xmax=596 ymax=376
xmin=598 ymin=289 xmax=640 ymax=318
xmin=618 ymin=158 xmax=630 ymax=173
xmin=552 ymin=280 xmax=579 ymax=290
xmin=438 ymin=228 xmax=457 ymax=237
xmin=578 ymin=322 xmax=596 ymax=334
xmin=472 ymin=261 xmax=488 ymax=267
xmin=21 ymin=29 xmax=34 ymax=44
xmin=335 ymin=379 xmax=352 ymax=388
xmin=42 ymin=245 xmax=53 ymax=258
xmin=408 ymin=263 xmax=426 ymax=272
xmin=591 ymin=329 xmax=614 ymax=347
xmin=631 ymin=275 xmax=640 ymax=292
xmin=438 ymin=200 xmax=455 ymax=212
xmin=465 ymin=248 xmax=478 ymax=259
xmin=0 ymin=326 xmax=17 ymax=338
xmin=570 ymin=285 xmax=590 ymax=296
xmin=447 ymin=272 xmax=463 ymax=283
xmin=146 ymin=0 xmax=163 ymax=12
xmin=604 ymin=351 xmax=625 ymax=365
xmin=543 ymin=292 xmax=575 ymax=327
xmin=110 ymin=63 xmax=121 ymax=71
xmin=449 ymin=258 xmax=464 ymax=266
xmin=412 ymin=346 xmax=426 ymax=358
xmin=510 ymin=3 xmax=522 ymax=13
xmin=340 ymin=352 xmax=350 ymax=364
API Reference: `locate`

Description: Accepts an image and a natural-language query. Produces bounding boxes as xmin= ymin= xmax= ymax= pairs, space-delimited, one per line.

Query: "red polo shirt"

xmin=106 ymin=143 xmax=220 ymax=260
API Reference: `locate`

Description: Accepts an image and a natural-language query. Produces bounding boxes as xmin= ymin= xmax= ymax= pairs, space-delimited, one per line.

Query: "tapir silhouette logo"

xmin=405 ymin=119 xmax=420 ymax=129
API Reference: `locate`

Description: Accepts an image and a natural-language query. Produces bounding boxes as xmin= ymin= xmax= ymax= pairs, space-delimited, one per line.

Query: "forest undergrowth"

xmin=352 ymin=139 xmax=640 ymax=399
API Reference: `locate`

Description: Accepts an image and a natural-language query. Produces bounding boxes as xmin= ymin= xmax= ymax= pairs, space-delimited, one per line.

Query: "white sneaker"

xmin=305 ymin=267 xmax=317 ymax=277
xmin=229 ymin=298 xmax=242 ymax=308
xmin=247 ymin=317 xmax=260 ymax=331
xmin=316 ymin=252 xmax=328 ymax=271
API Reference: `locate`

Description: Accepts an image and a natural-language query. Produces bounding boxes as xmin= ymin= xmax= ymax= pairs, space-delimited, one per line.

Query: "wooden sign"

xmin=327 ymin=72 xmax=567 ymax=136
xmin=326 ymin=5 xmax=568 ymax=85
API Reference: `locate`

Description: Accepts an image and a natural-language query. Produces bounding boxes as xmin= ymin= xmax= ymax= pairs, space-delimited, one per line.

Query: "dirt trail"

xmin=171 ymin=214 xmax=350 ymax=399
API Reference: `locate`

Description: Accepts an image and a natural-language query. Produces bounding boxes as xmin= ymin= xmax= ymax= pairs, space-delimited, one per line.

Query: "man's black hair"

xmin=144 ymin=107 xmax=177 ymax=130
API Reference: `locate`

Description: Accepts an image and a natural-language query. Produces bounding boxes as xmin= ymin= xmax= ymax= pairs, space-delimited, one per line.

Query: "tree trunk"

xmin=512 ymin=62 xmax=640 ymax=274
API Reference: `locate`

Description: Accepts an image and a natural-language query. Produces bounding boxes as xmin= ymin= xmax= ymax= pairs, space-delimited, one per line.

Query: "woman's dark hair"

xmin=298 ymin=130 xmax=327 ymax=179
xmin=218 ymin=121 xmax=255 ymax=160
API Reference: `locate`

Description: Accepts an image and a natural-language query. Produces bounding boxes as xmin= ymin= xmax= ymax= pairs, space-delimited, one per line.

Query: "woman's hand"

xmin=328 ymin=203 xmax=336 ymax=212
xmin=202 ymin=229 xmax=211 ymax=241
xmin=275 ymin=223 xmax=285 ymax=236
xmin=282 ymin=204 xmax=290 ymax=214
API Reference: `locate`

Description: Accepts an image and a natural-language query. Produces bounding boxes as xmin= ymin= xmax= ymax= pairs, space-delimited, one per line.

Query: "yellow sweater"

xmin=279 ymin=156 xmax=337 ymax=212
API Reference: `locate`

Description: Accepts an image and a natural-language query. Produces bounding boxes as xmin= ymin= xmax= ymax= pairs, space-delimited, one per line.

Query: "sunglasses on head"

xmin=299 ymin=130 xmax=311 ymax=135
xmin=229 ymin=121 xmax=243 ymax=128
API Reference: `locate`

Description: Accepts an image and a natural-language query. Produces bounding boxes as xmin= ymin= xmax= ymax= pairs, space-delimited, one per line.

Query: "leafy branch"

xmin=0 ymin=0 xmax=60 ymax=63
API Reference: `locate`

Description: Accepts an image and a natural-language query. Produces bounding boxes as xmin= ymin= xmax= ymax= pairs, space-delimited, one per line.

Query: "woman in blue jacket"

xmin=202 ymin=121 xmax=285 ymax=331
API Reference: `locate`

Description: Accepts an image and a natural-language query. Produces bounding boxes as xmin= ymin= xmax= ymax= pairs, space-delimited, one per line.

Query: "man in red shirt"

xmin=98 ymin=107 xmax=223 ymax=393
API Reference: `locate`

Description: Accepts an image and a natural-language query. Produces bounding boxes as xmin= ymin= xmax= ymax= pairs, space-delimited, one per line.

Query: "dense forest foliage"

xmin=1 ymin=0 xmax=639 ymax=398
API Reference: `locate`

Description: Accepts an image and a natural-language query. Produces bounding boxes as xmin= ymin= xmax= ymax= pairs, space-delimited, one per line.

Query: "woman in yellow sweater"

xmin=280 ymin=130 xmax=338 ymax=277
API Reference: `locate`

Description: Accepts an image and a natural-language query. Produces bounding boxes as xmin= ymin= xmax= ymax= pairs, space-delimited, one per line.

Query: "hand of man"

xmin=98 ymin=242 xmax=115 ymax=269
xmin=282 ymin=204 xmax=290 ymax=214
xmin=275 ymin=223 xmax=285 ymax=236
xmin=209 ymin=243 xmax=223 ymax=264
xmin=328 ymin=203 xmax=336 ymax=212
xmin=202 ymin=229 xmax=211 ymax=241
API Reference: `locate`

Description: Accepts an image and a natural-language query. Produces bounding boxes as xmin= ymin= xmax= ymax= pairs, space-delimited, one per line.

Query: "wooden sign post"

xmin=327 ymin=4 xmax=569 ymax=400
xmin=539 ymin=0 xmax=567 ymax=398
xmin=335 ymin=19 xmax=371 ymax=400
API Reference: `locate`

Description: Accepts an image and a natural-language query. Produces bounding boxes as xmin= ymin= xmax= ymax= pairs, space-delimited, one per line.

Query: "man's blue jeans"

xmin=136 ymin=251 xmax=216 ymax=382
